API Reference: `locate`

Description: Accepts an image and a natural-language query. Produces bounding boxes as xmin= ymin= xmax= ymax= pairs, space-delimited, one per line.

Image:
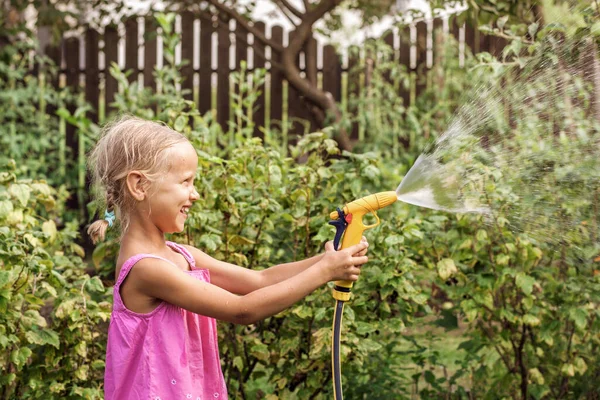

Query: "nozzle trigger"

xmin=328 ymin=207 xmax=348 ymax=251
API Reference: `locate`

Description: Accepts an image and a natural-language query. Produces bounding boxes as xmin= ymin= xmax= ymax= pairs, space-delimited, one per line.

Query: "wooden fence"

xmin=42 ymin=13 xmax=506 ymax=137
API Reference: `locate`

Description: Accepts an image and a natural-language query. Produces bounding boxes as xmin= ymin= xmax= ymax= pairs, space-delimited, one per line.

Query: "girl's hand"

xmin=320 ymin=241 xmax=369 ymax=282
xmin=324 ymin=236 xmax=369 ymax=255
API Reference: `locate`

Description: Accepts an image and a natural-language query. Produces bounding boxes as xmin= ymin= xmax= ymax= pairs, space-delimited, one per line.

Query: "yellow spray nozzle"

xmin=330 ymin=191 xmax=397 ymax=301
xmin=329 ymin=191 xmax=398 ymax=221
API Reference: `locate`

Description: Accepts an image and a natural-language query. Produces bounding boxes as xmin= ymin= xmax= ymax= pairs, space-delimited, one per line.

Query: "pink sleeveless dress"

xmin=104 ymin=241 xmax=228 ymax=400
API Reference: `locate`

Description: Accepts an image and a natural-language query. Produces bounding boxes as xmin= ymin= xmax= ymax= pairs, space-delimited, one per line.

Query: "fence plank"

xmin=432 ymin=18 xmax=444 ymax=60
xmin=198 ymin=14 xmax=213 ymax=116
xmin=253 ymin=21 xmax=266 ymax=137
xmin=104 ymin=25 xmax=119 ymax=114
xmin=450 ymin=14 xmax=461 ymax=67
xmin=431 ymin=18 xmax=444 ymax=95
xmin=65 ymin=37 xmax=79 ymax=90
xmin=85 ymin=27 xmax=99 ymax=122
xmin=288 ymin=32 xmax=316 ymax=138
xmin=46 ymin=44 xmax=62 ymax=89
xmin=125 ymin=17 xmax=138 ymax=83
xmin=381 ymin=30 xmax=394 ymax=85
xmin=415 ymin=21 xmax=427 ymax=98
xmin=217 ymin=19 xmax=230 ymax=130
xmin=464 ymin=21 xmax=477 ymax=54
xmin=144 ymin=18 xmax=157 ymax=92
xmin=44 ymin=43 xmax=61 ymax=121
xmin=322 ymin=44 xmax=341 ymax=102
xmin=233 ymin=21 xmax=249 ymax=132
xmin=398 ymin=26 xmax=411 ymax=109
xmin=235 ymin=22 xmax=248 ymax=68
xmin=181 ymin=11 xmax=194 ymax=101
xmin=348 ymin=45 xmax=360 ymax=139
xmin=65 ymin=37 xmax=80 ymax=209
xmin=490 ymin=35 xmax=507 ymax=58
xmin=270 ymin=25 xmax=284 ymax=129
xmin=304 ymin=36 xmax=318 ymax=133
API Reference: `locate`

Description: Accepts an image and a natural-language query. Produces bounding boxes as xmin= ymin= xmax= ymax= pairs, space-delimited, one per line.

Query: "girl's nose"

xmin=191 ymin=188 xmax=200 ymax=200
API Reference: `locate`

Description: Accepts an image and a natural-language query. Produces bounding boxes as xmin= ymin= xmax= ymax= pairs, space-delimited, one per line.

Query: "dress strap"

xmin=113 ymin=254 xmax=168 ymax=311
xmin=166 ymin=241 xmax=197 ymax=269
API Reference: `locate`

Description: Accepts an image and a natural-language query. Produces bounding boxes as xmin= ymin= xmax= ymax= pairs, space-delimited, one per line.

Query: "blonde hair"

xmin=87 ymin=115 xmax=189 ymax=244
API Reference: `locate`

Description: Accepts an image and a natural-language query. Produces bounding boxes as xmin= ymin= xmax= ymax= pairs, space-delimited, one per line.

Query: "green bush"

xmin=0 ymin=159 xmax=111 ymax=399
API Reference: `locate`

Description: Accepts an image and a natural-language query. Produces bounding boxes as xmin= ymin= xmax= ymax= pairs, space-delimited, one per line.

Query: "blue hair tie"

xmin=104 ymin=209 xmax=116 ymax=228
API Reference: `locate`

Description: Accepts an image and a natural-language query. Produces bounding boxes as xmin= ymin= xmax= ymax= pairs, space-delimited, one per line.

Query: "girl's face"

xmin=146 ymin=141 xmax=199 ymax=233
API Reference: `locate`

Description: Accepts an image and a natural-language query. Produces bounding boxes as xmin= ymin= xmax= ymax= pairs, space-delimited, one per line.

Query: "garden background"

xmin=1 ymin=0 xmax=599 ymax=398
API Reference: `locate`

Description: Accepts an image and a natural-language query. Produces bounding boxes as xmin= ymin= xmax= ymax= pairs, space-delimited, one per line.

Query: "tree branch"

xmin=280 ymin=0 xmax=350 ymax=148
xmin=206 ymin=0 xmax=284 ymax=53
xmin=518 ymin=324 xmax=528 ymax=400
xmin=282 ymin=0 xmax=342 ymax=107
xmin=275 ymin=1 xmax=299 ymax=26
xmin=278 ymin=0 xmax=304 ymax=18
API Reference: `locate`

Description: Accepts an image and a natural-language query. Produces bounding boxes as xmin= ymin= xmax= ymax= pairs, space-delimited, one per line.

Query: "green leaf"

xmin=569 ymin=308 xmax=588 ymax=330
xmin=10 ymin=347 xmax=32 ymax=367
xmin=458 ymin=238 xmax=472 ymax=250
xmin=25 ymin=329 xmax=60 ymax=349
xmin=85 ymin=276 xmax=105 ymax=293
xmin=437 ymin=258 xmax=457 ymax=281
xmin=42 ymin=220 xmax=57 ymax=241
xmin=233 ymin=356 xmax=243 ymax=371
xmin=424 ymin=370 xmax=436 ymax=384
xmin=434 ymin=309 xmax=458 ymax=330
xmin=174 ymin=114 xmax=187 ymax=131
xmin=75 ymin=341 xmax=87 ymax=357
xmin=529 ymin=368 xmax=544 ymax=385
xmin=523 ymin=314 xmax=541 ymax=327
xmin=574 ymin=357 xmax=587 ymax=375
xmin=0 ymin=200 xmax=13 ymax=219
xmin=292 ymin=305 xmax=312 ymax=319
xmin=0 ymin=271 xmax=11 ymax=288
xmin=74 ymin=364 xmax=89 ymax=381
xmin=515 ymin=273 xmax=535 ymax=295
xmin=476 ymin=229 xmax=488 ymax=242
xmin=9 ymin=183 xmax=31 ymax=207
xmin=561 ymin=364 xmax=575 ymax=377
xmin=528 ymin=22 xmax=539 ymax=38
xmin=70 ymin=243 xmax=85 ymax=258
xmin=497 ymin=15 xmax=509 ymax=30
xmin=496 ymin=254 xmax=510 ymax=266
xmin=24 ymin=233 xmax=40 ymax=247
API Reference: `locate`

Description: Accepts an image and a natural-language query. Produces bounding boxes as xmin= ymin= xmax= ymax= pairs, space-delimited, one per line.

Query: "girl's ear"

xmin=126 ymin=171 xmax=147 ymax=201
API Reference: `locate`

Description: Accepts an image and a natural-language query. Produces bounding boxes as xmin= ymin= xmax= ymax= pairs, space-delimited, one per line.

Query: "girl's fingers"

xmin=351 ymin=255 xmax=368 ymax=266
xmin=346 ymin=242 xmax=368 ymax=255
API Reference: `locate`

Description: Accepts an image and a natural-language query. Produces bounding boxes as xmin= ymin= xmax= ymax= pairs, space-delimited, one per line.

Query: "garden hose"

xmin=328 ymin=191 xmax=398 ymax=400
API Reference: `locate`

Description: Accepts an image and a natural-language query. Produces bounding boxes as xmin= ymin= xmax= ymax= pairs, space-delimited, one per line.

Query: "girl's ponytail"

xmin=87 ymin=193 xmax=117 ymax=244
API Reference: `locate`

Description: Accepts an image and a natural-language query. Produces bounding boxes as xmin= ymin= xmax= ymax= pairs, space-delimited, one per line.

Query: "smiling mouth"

xmin=180 ymin=206 xmax=190 ymax=216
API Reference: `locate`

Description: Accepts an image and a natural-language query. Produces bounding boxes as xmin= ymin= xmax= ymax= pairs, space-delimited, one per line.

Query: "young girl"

xmin=87 ymin=116 xmax=369 ymax=400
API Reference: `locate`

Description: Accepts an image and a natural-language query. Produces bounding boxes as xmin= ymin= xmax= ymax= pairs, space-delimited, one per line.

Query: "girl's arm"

xmin=129 ymin=242 xmax=368 ymax=325
xmin=182 ymin=238 xmax=368 ymax=295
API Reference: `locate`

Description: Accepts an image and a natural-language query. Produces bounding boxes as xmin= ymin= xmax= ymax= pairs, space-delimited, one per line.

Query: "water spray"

xmin=328 ymin=191 xmax=398 ymax=400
